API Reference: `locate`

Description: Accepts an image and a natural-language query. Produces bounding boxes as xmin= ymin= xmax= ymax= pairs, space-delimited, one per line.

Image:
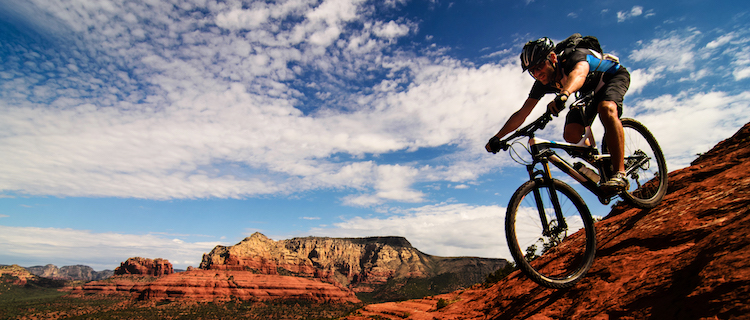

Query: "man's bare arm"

xmin=492 ymin=98 xmax=539 ymax=139
xmin=561 ymin=61 xmax=589 ymax=95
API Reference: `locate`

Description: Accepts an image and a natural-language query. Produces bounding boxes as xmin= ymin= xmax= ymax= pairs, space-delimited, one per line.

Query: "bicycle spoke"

xmin=506 ymin=179 xmax=596 ymax=288
xmin=619 ymin=119 xmax=668 ymax=208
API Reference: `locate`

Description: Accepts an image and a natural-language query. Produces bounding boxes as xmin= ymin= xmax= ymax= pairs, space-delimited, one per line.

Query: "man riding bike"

xmin=485 ymin=35 xmax=631 ymax=193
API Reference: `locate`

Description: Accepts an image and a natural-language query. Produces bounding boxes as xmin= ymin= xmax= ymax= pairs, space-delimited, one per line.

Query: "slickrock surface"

xmin=344 ymin=123 xmax=750 ymax=319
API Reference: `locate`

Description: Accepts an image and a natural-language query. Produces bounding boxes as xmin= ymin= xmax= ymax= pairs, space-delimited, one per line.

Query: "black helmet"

xmin=520 ymin=37 xmax=554 ymax=71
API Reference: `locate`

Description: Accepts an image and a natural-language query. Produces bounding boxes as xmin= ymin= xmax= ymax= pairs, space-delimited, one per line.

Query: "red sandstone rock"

xmin=71 ymin=270 xmax=359 ymax=303
xmin=114 ymin=257 xmax=174 ymax=277
xmin=344 ymin=122 xmax=750 ymax=319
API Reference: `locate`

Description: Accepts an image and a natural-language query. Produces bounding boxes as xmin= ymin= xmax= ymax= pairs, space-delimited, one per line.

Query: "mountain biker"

xmin=485 ymin=36 xmax=631 ymax=193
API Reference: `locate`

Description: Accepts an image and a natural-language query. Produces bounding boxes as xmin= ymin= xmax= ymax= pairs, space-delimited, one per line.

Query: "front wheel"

xmin=505 ymin=178 xmax=597 ymax=289
xmin=619 ymin=118 xmax=669 ymax=208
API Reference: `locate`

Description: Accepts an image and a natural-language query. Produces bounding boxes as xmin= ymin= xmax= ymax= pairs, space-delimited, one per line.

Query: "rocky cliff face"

xmin=345 ymin=122 xmax=750 ymax=319
xmin=25 ymin=264 xmax=113 ymax=281
xmin=114 ymin=257 xmax=174 ymax=277
xmin=199 ymin=234 xmax=507 ymax=295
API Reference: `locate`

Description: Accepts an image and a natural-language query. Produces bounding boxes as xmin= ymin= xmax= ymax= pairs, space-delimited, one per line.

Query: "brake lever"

xmin=537 ymin=112 xmax=553 ymax=130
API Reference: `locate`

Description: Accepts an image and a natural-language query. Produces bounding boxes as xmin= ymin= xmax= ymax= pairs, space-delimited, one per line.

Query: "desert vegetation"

xmin=0 ymin=275 xmax=361 ymax=320
xmin=483 ymin=262 xmax=517 ymax=287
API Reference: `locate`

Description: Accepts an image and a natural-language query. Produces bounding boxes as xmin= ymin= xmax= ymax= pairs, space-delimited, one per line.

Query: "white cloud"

xmin=372 ymin=20 xmax=412 ymax=39
xmin=628 ymin=67 xmax=665 ymax=94
xmin=624 ymin=91 xmax=750 ymax=170
xmin=728 ymin=40 xmax=750 ymax=80
xmin=311 ymin=203 xmax=509 ymax=258
xmin=734 ymin=68 xmax=750 ymax=81
xmin=0 ymin=226 xmax=225 ymax=270
xmin=215 ymin=6 xmax=272 ymax=30
xmin=629 ymin=30 xmax=701 ymax=72
xmin=622 ymin=28 xmax=750 ymax=171
xmin=705 ymin=32 xmax=735 ymax=49
xmin=617 ymin=6 xmax=645 ymax=22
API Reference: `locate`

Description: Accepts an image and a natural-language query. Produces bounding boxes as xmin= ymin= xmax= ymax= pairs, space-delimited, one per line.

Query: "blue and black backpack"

xmin=555 ymin=33 xmax=621 ymax=74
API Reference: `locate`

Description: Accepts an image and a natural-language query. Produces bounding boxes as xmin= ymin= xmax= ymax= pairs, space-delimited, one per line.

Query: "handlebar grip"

xmin=499 ymin=140 xmax=510 ymax=151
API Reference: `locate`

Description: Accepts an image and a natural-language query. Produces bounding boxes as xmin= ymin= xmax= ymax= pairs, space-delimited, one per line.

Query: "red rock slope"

xmin=345 ymin=123 xmax=750 ymax=319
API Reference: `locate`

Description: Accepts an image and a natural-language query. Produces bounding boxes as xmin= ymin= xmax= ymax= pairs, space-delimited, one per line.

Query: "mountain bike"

xmin=495 ymin=93 xmax=668 ymax=288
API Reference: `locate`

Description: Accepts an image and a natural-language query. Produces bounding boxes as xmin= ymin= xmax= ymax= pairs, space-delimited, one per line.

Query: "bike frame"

xmin=521 ymin=126 xmax=602 ymax=236
xmin=501 ymin=93 xmax=653 ymax=239
xmin=524 ymin=123 xmax=650 ymax=206
xmin=500 ymin=91 xmax=664 ymax=288
xmin=526 ymin=126 xmax=610 ymax=204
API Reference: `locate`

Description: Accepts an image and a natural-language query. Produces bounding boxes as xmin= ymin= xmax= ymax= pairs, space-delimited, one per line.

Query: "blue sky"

xmin=1 ymin=0 xmax=749 ymax=271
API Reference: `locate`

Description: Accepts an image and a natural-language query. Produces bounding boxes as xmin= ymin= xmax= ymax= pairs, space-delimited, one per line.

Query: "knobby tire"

xmin=505 ymin=178 xmax=597 ymax=289
xmin=617 ymin=118 xmax=669 ymax=208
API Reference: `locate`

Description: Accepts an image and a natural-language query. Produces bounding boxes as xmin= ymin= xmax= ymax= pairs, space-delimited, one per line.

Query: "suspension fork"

xmin=527 ymin=159 xmax=569 ymax=236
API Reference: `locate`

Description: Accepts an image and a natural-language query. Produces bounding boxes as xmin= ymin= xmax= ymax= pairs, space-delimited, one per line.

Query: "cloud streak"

xmin=0 ymin=225 xmax=223 ymax=270
xmin=311 ymin=202 xmax=509 ymax=258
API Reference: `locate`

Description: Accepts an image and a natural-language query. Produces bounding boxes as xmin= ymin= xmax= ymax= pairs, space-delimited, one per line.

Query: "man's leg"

xmin=563 ymin=106 xmax=587 ymax=144
xmin=599 ymin=100 xmax=627 ymax=190
xmin=563 ymin=123 xmax=585 ymax=144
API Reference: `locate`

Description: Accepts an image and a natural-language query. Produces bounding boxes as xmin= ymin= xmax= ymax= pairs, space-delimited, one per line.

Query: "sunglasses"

xmin=528 ymin=60 xmax=547 ymax=77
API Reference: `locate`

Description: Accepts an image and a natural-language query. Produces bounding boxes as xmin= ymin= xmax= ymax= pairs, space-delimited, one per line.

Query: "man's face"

xmin=529 ymin=53 xmax=556 ymax=85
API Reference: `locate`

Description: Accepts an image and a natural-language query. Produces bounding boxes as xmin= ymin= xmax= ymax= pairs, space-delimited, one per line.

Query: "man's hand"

xmin=547 ymin=93 xmax=568 ymax=116
xmin=486 ymin=136 xmax=507 ymax=153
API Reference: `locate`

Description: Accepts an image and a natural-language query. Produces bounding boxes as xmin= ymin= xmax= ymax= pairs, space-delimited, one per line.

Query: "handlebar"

xmin=491 ymin=92 xmax=593 ymax=153
xmin=499 ymin=111 xmax=554 ymax=148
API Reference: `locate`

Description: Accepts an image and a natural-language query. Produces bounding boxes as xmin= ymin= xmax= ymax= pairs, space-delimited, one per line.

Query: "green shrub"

xmin=435 ymin=298 xmax=449 ymax=310
xmin=483 ymin=262 xmax=517 ymax=286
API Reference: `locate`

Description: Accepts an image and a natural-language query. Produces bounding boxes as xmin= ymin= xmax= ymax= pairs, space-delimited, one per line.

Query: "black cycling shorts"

xmin=566 ymin=67 xmax=630 ymax=127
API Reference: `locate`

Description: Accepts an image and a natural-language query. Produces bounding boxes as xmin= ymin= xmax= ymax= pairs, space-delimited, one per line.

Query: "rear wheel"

xmin=505 ymin=178 xmax=596 ymax=289
xmin=619 ymin=118 xmax=668 ymax=208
